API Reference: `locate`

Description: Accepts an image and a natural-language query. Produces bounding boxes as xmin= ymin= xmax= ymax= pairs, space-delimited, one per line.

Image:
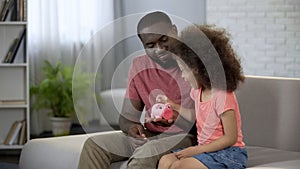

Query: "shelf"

xmin=0 ymin=144 xmax=23 ymax=150
xmin=0 ymin=22 xmax=27 ymax=25
xmin=0 ymin=105 xmax=28 ymax=108
xmin=0 ymin=0 xmax=29 ymax=151
xmin=0 ymin=63 xmax=27 ymax=67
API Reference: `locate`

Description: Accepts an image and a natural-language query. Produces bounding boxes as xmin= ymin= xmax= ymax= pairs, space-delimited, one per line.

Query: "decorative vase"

xmin=49 ymin=117 xmax=72 ymax=136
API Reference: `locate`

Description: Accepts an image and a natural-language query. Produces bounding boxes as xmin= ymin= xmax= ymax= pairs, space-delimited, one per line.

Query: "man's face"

xmin=139 ymin=22 xmax=178 ymax=69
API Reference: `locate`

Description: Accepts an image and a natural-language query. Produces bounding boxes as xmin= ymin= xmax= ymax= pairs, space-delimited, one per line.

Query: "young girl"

xmin=157 ymin=25 xmax=247 ymax=169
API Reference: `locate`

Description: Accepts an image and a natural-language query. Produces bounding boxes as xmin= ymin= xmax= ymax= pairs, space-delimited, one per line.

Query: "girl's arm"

xmin=170 ymin=101 xmax=195 ymax=122
xmin=175 ymin=110 xmax=238 ymax=159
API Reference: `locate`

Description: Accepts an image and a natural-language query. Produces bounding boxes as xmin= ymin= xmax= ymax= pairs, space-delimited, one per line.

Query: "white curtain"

xmin=28 ymin=0 xmax=116 ymax=134
xmin=28 ymin=0 xmax=115 ymax=81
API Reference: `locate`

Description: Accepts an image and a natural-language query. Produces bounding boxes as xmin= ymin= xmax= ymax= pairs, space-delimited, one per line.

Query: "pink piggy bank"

xmin=151 ymin=103 xmax=173 ymax=120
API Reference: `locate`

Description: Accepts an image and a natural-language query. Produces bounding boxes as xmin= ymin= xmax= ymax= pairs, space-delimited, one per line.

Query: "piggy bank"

xmin=151 ymin=103 xmax=173 ymax=120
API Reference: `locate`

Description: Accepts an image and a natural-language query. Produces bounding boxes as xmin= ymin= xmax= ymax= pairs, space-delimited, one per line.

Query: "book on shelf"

xmin=3 ymin=120 xmax=23 ymax=145
xmin=10 ymin=0 xmax=24 ymax=21
xmin=2 ymin=38 xmax=18 ymax=63
xmin=18 ymin=120 xmax=26 ymax=145
xmin=2 ymin=28 xmax=26 ymax=63
xmin=22 ymin=0 xmax=25 ymax=21
xmin=0 ymin=0 xmax=25 ymax=21
xmin=0 ymin=0 xmax=14 ymax=21
xmin=0 ymin=99 xmax=26 ymax=105
xmin=0 ymin=0 xmax=6 ymax=18
xmin=0 ymin=0 xmax=10 ymax=21
xmin=9 ymin=0 xmax=18 ymax=21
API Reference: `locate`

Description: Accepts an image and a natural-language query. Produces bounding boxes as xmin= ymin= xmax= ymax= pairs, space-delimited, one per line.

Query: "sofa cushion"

xmin=236 ymin=76 xmax=300 ymax=152
xmin=247 ymin=146 xmax=300 ymax=168
xmin=98 ymin=88 xmax=126 ymax=126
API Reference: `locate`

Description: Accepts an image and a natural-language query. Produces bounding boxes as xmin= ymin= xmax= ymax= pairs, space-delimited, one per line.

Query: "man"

xmin=77 ymin=11 xmax=196 ymax=169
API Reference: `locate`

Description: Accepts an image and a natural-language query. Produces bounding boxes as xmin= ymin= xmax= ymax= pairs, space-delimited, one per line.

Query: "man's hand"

xmin=128 ymin=124 xmax=148 ymax=146
xmin=128 ymin=124 xmax=147 ymax=138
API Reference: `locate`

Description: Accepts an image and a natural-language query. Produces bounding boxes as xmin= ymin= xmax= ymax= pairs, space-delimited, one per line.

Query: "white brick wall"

xmin=207 ymin=0 xmax=300 ymax=78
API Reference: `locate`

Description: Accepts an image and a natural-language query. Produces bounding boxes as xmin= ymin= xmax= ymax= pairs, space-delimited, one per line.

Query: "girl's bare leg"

xmin=170 ymin=157 xmax=208 ymax=169
xmin=158 ymin=153 xmax=179 ymax=169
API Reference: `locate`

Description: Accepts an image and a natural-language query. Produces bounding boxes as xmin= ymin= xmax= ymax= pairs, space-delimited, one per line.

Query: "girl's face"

xmin=176 ymin=59 xmax=199 ymax=89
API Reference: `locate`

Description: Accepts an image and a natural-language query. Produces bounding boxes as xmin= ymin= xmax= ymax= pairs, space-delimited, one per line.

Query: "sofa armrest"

xmin=19 ymin=131 xmax=120 ymax=169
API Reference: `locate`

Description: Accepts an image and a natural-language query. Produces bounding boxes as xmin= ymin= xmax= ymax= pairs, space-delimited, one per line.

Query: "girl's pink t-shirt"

xmin=190 ymin=88 xmax=245 ymax=148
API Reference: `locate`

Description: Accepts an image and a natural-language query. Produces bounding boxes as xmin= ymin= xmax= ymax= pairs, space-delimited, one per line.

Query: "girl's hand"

xmin=175 ymin=146 xmax=199 ymax=159
xmin=156 ymin=94 xmax=168 ymax=103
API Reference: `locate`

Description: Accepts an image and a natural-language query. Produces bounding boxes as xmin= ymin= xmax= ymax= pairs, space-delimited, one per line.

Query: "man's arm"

xmin=119 ymin=98 xmax=146 ymax=139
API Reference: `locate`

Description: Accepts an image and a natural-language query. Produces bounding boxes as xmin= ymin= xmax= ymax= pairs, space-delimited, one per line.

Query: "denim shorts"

xmin=173 ymin=146 xmax=247 ymax=169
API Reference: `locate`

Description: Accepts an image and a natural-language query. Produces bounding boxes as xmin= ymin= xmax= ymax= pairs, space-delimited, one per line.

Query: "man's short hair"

xmin=137 ymin=11 xmax=173 ymax=37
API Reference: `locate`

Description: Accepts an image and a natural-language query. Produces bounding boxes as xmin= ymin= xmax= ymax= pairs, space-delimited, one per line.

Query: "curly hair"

xmin=173 ymin=24 xmax=244 ymax=92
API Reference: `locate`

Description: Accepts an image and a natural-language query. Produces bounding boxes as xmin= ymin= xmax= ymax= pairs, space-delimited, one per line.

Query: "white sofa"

xmin=19 ymin=75 xmax=300 ymax=169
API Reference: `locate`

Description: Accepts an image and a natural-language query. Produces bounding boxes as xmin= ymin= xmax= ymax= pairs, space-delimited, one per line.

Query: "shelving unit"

xmin=0 ymin=0 xmax=29 ymax=149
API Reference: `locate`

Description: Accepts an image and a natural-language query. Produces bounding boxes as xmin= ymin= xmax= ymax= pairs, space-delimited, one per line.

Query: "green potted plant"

xmin=30 ymin=60 xmax=93 ymax=136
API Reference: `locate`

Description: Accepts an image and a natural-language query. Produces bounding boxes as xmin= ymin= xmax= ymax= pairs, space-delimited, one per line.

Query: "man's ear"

xmin=171 ymin=24 xmax=178 ymax=35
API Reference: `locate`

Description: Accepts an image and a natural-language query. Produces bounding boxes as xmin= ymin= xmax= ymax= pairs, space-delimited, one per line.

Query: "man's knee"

xmin=78 ymin=137 xmax=111 ymax=169
xmin=83 ymin=137 xmax=103 ymax=152
xmin=127 ymin=143 xmax=167 ymax=169
xmin=84 ymin=137 xmax=96 ymax=148
xmin=127 ymin=156 xmax=159 ymax=169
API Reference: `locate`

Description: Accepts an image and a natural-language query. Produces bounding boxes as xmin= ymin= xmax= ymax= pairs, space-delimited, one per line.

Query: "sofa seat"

xmin=246 ymin=146 xmax=300 ymax=168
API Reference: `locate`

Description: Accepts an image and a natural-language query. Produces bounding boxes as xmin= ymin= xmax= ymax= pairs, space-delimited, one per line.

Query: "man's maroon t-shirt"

xmin=125 ymin=55 xmax=194 ymax=133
